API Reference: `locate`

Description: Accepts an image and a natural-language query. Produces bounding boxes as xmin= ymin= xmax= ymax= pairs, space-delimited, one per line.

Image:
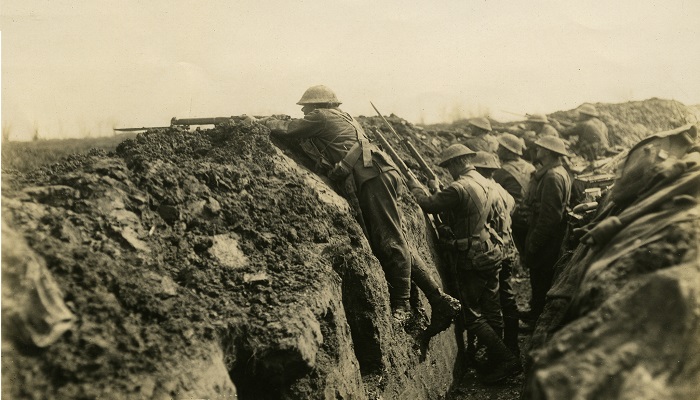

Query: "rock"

xmin=208 ymin=234 xmax=249 ymax=269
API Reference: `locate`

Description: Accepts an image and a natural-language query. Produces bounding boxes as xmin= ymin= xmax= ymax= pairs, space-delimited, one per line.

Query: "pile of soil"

xmin=2 ymin=120 xmax=460 ymax=399
xmin=548 ymin=98 xmax=700 ymax=148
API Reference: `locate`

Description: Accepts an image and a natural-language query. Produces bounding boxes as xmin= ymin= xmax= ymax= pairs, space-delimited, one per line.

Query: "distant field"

xmin=1 ymin=133 xmax=138 ymax=173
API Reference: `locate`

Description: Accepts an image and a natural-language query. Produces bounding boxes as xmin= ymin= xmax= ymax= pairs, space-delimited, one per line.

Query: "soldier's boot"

xmin=503 ymin=316 xmax=521 ymax=360
xmin=425 ymin=289 xmax=462 ymax=337
xmin=466 ymin=330 xmax=478 ymax=368
xmin=472 ymin=323 xmax=522 ymax=385
xmin=391 ymin=300 xmax=412 ymax=326
xmin=411 ymin=263 xmax=461 ymax=336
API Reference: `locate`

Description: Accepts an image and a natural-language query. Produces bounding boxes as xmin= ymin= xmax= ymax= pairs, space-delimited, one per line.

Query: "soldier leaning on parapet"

xmin=262 ymin=85 xmax=460 ymax=330
xmin=406 ymin=144 xmax=522 ymax=384
xmin=560 ymin=104 xmax=610 ymax=162
xmin=520 ymin=136 xmax=572 ymax=330
xmin=463 ymin=117 xmax=499 ymax=154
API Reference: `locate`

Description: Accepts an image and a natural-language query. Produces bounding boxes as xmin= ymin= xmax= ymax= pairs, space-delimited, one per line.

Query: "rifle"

xmin=370 ymin=127 xmax=412 ymax=178
xmin=114 ymin=116 xmax=261 ymax=132
xmin=370 ymin=102 xmax=442 ymax=189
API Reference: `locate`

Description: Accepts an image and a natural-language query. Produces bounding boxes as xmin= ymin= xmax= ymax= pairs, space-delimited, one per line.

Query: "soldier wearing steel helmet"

xmin=406 ymin=144 xmax=521 ymax=384
xmin=560 ymin=104 xmax=609 ymax=161
xmin=265 ymin=85 xmax=461 ymax=329
xmin=521 ymin=136 xmax=572 ymax=328
xmin=463 ymin=117 xmax=499 ymax=154
xmin=526 ymin=113 xmax=559 ymax=138
xmin=471 ymin=151 xmax=521 ymax=359
xmin=493 ymin=133 xmax=536 ymax=255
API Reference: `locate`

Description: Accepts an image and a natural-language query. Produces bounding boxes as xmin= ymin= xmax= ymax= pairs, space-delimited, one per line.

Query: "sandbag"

xmin=2 ymin=220 xmax=76 ymax=348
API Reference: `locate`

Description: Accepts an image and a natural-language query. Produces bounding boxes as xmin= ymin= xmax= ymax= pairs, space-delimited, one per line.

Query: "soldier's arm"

xmin=268 ymin=110 xmax=326 ymax=139
xmin=493 ymin=170 xmax=522 ymax=202
xmin=527 ymin=173 xmax=568 ymax=253
xmin=560 ymin=123 xmax=582 ymax=139
xmin=409 ymin=184 xmax=461 ymax=214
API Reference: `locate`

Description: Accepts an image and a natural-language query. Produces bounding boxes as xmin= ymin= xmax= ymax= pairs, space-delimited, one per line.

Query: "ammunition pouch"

xmin=327 ymin=140 xmax=373 ymax=182
xmin=453 ymin=227 xmax=505 ymax=271
xmin=299 ymin=139 xmax=334 ymax=174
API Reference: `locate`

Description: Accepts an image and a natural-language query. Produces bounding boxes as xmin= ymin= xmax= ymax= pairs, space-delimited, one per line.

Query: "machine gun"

xmin=114 ymin=116 xmax=262 ymax=132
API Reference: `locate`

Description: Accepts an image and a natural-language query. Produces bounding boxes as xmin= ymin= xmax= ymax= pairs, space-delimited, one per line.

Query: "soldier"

xmin=522 ymin=114 xmax=558 ymax=162
xmin=464 ymin=117 xmax=499 ymax=154
xmin=264 ymin=85 xmax=460 ymax=330
xmin=526 ymin=114 xmax=559 ymax=137
xmin=471 ymin=151 xmax=521 ymax=359
xmin=406 ymin=144 xmax=521 ymax=384
xmin=560 ymin=104 xmax=609 ymax=161
xmin=522 ymin=136 xmax=572 ymax=327
xmin=493 ymin=133 xmax=536 ymax=255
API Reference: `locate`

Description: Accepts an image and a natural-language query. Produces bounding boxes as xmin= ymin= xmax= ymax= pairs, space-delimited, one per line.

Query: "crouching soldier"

xmin=264 ymin=85 xmax=460 ymax=333
xmin=406 ymin=144 xmax=521 ymax=384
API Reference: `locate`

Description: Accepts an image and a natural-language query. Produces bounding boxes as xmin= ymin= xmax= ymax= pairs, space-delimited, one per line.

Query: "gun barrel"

xmin=171 ymin=117 xmax=233 ymax=126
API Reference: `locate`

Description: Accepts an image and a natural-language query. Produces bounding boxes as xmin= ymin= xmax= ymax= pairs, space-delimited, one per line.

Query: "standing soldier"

xmin=526 ymin=114 xmax=559 ymax=137
xmin=522 ymin=136 xmax=572 ymax=328
xmin=464 ymin=117 xmax=499 ymax=154
xmin=471 ymin=151 xmax=521 ymax=359
xmin=522 ymin=114 xmax=558 ymax=162
xmin=560 ymin=104 xmax=609 ymax=161
xmin=493 ymin=133 xmax=536 ymax=255
xmin=264 ymin=85 xmax=461 ymax=331
xmin=406 ymin=144 xmax=521 ymax=384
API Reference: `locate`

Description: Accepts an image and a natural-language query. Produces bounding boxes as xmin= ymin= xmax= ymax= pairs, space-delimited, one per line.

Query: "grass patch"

xmin=1 ymin=134 xmax=138 ymax=173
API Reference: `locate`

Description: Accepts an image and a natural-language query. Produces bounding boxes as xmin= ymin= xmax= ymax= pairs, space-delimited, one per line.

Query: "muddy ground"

xmin=2 ymin=98 xmax=699 ymax=399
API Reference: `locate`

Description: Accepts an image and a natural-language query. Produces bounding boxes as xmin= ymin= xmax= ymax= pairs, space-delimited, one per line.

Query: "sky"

xmin=2 ymin=0 xmax=699 ymax=141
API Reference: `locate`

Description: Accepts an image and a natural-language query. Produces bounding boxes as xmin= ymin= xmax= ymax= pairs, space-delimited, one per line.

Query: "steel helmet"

xmin=471 ymin=151 xmax=501 ymax=169
xmin=296 ymin=85 xmax=342 ymax=105
xmin=497 ymin=133 xmax=525 ymax=156
xmin=527 ymin=113 xmax=549 ymax=123
xmin=578 ymin=104 xmax=599 ymax=117
xmin=468 ymin=117 xmax=492 ymax=132
xmin=534 ymin=136 xmax=569 ymax=156
xmin=438 ymin=144 xmax=476 ymax=167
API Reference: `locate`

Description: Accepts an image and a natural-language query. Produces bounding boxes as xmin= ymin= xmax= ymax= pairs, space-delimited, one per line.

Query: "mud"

xmin=3 ymin=98 xmax=699 ymax=400
xmin=2 ymin=120 xmax=460 ymax=399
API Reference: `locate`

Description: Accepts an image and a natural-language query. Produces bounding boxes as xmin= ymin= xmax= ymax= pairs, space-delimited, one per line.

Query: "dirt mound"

xmin=548 ymin=98 xmax=700 ymax=148
xmin=2 ymin=121 xmax=461 ymax=399
xmin=522 ymin=126 xmax=700 ymax=399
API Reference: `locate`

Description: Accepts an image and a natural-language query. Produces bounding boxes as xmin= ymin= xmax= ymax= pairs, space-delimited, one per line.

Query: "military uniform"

xmin=493 ymin=158 xmax=536 ymax=254
xmin=561 ymin=117 xmax=609 ymax=161
xmin=523 ymin=159 xmax=572 ymax=319
xmin=490 ymin=180 xmax=520 ymax=356
xmin=410 ymin=166 xmax=503 ymax=333
xmin=270 ymin=107 xmax=458 ymax=324
xmin=464 ymin=133 xmax=499 ymax=154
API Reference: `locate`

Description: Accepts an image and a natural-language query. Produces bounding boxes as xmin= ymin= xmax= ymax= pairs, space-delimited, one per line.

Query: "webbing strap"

xmin=453 ymin=174 xmax=495 ymax=237
xmin=327 ymin=109 xmax=373 ymax=167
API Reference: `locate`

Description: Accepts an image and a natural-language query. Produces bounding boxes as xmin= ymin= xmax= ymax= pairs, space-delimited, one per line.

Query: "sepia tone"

xmin=2 ymin=1 xmax=700 ymax=399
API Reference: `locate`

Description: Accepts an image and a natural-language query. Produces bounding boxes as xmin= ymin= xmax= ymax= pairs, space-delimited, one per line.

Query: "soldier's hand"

xmin=427 ymin=179 xmax=441 ymax=193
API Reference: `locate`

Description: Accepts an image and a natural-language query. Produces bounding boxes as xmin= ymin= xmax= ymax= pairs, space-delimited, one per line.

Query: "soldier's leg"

xmin=499 ymin=257 xmax=520 ymax=357
xmin=457 ymin=268 xmax=519 ymax=381
xmin=359 ymin=171 xmax=412 ymax=315
xmin=479 ymin=267 xmax=504 ymax=336
xmin=411 ymin=254 xmax=461 ymax=336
